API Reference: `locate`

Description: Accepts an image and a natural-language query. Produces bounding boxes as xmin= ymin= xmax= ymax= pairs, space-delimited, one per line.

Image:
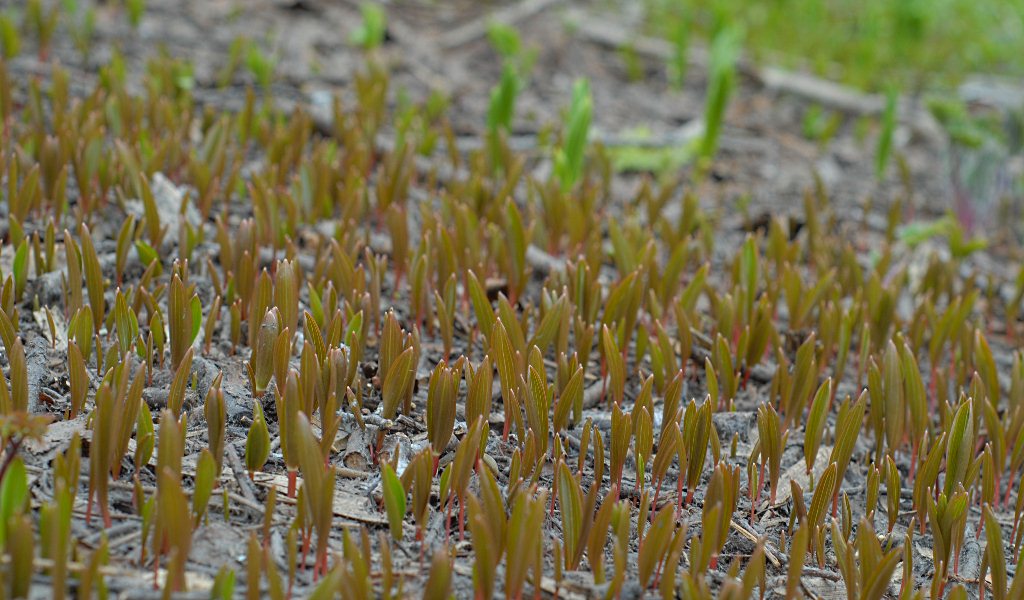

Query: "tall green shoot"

xmin=487 ymin=64 xmax=522 ymax=169
xmin=664 ymin=7 xmax=689 ymax=88
xmin=350 ymin=3 xmax=387 ymax=51
xmin=554 ymin=79 xmax=592 ymax=191
xmin=488 ymin=22 xmax=537 ymax=78
xmin=699 ymin=25 xmax=742 ymax=166
xmin=876 ymin=88 xmax=898 ymax=179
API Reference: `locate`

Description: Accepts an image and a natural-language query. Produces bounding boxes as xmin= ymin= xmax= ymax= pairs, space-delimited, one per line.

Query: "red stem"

xmin=458 ymin=498 xmax=466 ymax=541
xmin=1004 ymin=470 xmax=1017 ymax=509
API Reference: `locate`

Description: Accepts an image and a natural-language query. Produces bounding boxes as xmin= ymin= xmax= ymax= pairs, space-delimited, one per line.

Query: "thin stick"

xmin=439 ymin=0 xmax=565 ymax=51
xmin=226 ymin=445 xmax=260 ymax=505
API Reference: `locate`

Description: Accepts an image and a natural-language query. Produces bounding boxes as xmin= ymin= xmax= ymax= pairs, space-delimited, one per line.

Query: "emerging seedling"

xmin=245 ymin=400 xmax=271 ymax=478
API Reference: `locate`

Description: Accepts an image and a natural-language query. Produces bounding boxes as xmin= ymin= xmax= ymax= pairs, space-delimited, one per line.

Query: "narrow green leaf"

xmin=381 ymin=347 xmax=415 ymax=420
xmin=381 ymin=463 xmax=406 ymax=541
xmin=245 ymin=400 xmax=270 ymax=476
xmin=638 ymin=504 xmax=675 ymax=588
xmin=192 ymin=449 xmax=216 ymax=525
xmin=804 ymin=378 xmax=831 ymax=474
xmin=557 ymin=462 xmax=583 ymax=569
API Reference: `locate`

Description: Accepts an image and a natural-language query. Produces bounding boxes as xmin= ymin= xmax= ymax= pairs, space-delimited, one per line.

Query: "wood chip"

xmin=24 ymin=415 xmax=88 ymax=456
xmin=439 ymin=0 xmax=566 ymax=51
xmin=254 ymin=472 xmax=388 ymax=526
xmin=773 ymin=445 xmax=832 ymax=506
xmin=729 ymin=518 xmax=782 ymax=568
xmin=33 ymin=307 xmax=68 ymax=352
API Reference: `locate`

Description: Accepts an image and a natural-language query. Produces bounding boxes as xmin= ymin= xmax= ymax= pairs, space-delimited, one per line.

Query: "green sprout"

xmin=699 ymin=25 xmax=742 ymax=166
xmin=876 ymin=88 xmax=898 ymax=179
xmin=350 ymin=2 xmax=386 ymax=51
xmin=126 ymin=0 xmax=146 ymax=28
xmin=486 ymin=63 xmax=522 ymax=169
xmin=487 ymin=22 xmax=537 ymax=78
xmin=553 ymin=78 xmax=592 ymax=191
xmin=245 ymin=42 xmax=277 ymax=90
xmin=0 ymin=12 xmax=20 ymax=57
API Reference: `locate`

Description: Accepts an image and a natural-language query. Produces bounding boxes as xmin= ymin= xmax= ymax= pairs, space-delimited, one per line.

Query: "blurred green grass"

xmin=644 ymin=0 xmax=1024 ymax=91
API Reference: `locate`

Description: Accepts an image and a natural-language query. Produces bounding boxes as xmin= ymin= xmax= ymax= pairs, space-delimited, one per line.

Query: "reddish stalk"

xmin=152 ymin=548 xmax=160 ymax=589
xmin=651 ymin=555 xmax=665 ymax=590
xmin=756 ymin=462 xmax=766 ymax=518
xmin=444 ymin=500 xmax=452 ymax=549
xmin=287 ymin=469 xmax=297 ymax=498
xmin=675 ymin=477 xmax=685 ymax=519
xmin=316 ymin=550 xmax=328 ymax=580
xmin=458 ymin=499 xmax=467 ymax=541
xmin=929 ymin=365 xmax=938 ymax=414
xmin=1004 ymin=470 xmax=1017 ymax=508
xmin=600 ymin=357 xmax=607 ymax=406
xmin=301 ymin=529 xmax=311 ymax=572
xmin=995 ymin=470 xmax=1003 ymax=510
